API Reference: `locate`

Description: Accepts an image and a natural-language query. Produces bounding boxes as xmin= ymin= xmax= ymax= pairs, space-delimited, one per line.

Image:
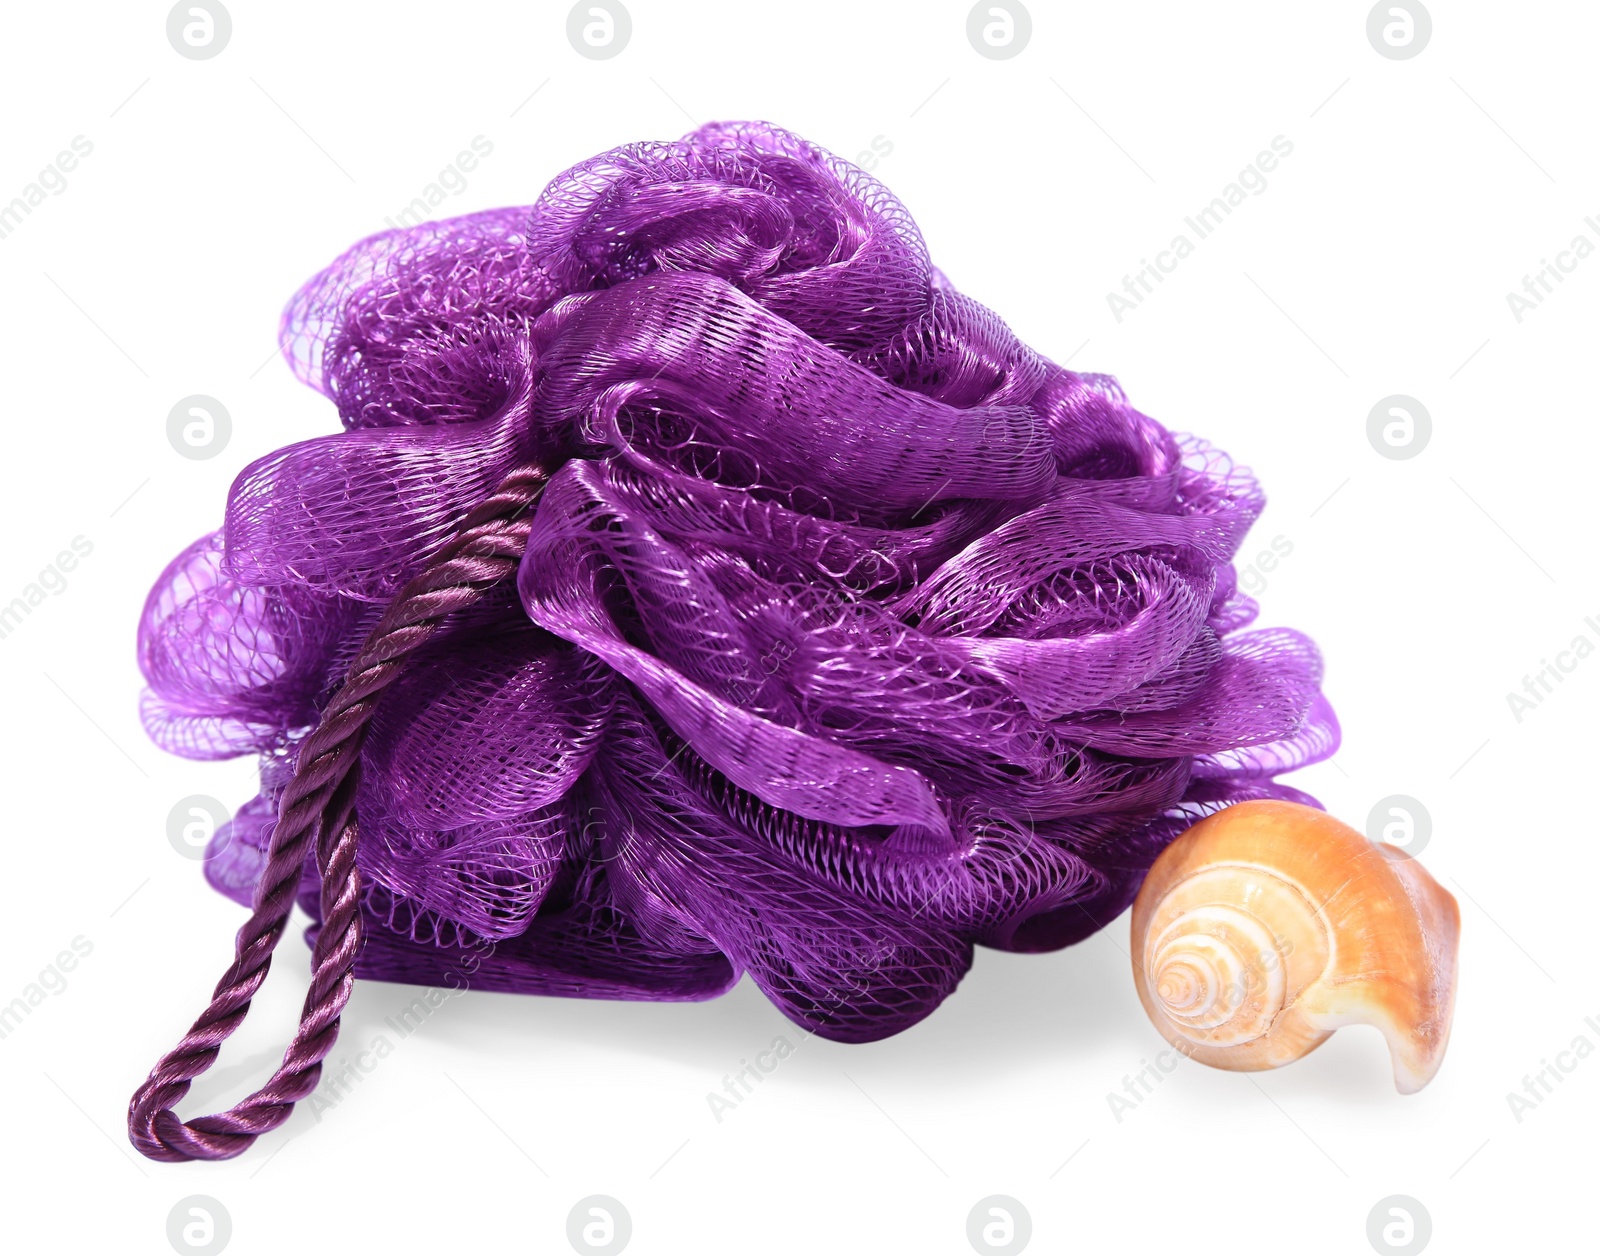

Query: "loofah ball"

xmin=138 ymin=121 xmax=1337 ymax=1042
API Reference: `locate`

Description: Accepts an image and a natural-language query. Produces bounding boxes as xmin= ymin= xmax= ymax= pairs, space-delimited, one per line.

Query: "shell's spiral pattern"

xmin=139 ymin=122 xmax=1337 ymax=1042
xmin=1144 ymin=864 xmax=1330 ymax=1048
xmin=1132 ymin=801 xmax=1460 ymax=1090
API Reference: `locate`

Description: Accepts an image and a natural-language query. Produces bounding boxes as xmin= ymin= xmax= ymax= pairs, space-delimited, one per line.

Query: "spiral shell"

xmin=1131 ymin=800 xmax=1460 ymax=1092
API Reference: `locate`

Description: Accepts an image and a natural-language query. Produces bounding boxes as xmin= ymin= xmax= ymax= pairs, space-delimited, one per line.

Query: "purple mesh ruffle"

xmin=138 ymin=121 xmax=1337 ymax=1042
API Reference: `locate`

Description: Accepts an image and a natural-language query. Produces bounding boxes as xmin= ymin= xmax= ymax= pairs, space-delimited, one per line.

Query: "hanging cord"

xmin=128 ymin=465 xmax=548 ymax=1162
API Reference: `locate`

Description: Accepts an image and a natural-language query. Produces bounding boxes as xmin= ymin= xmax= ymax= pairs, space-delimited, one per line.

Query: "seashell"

xmin=1130 ymin=799 xmax=1459 ymax=1092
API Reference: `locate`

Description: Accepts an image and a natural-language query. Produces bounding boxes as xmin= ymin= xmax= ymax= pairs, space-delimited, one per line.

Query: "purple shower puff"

xmin=139 ymin=121 xmax=1338 ymax=1042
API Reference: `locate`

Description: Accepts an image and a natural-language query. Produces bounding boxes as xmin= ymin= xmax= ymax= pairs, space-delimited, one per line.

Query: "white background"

xmin=0 ymin=2 xmax=1593 ymax=1253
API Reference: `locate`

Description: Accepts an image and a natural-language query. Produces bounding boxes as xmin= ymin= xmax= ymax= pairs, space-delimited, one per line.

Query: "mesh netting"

xmin=139 ymin=121 xmax=1336 ymax=1043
